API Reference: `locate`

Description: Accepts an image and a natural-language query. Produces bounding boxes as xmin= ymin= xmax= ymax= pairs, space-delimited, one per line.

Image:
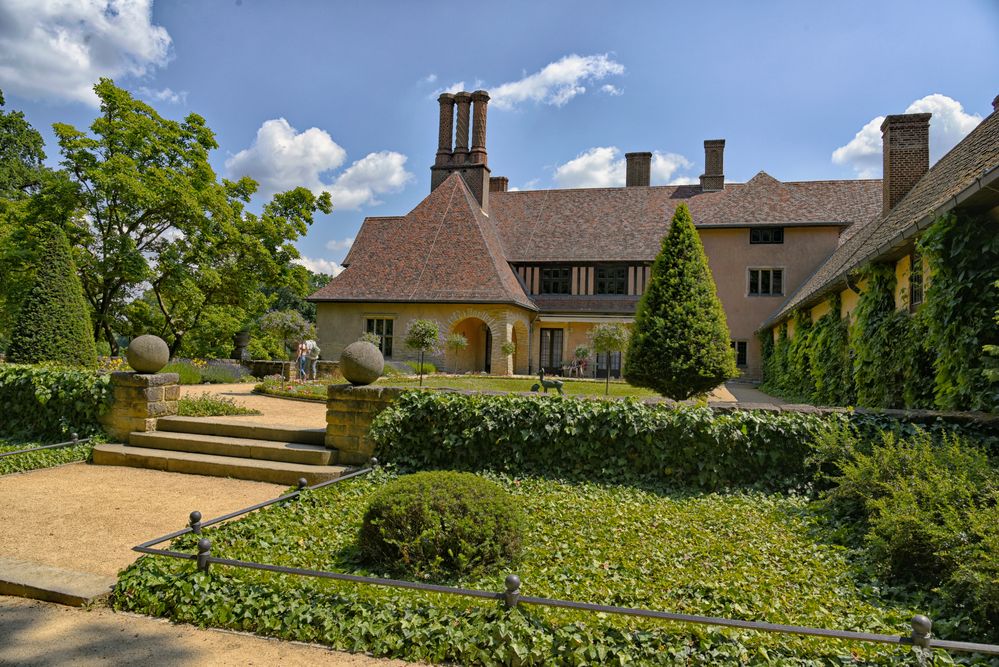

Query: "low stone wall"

xmin=99 ymin=372 xmax=180 ymax=441
xmin=325 ymin=384 xmax=407 ymax=464
xmin=246 ymin=359 xmax=340 ymax=381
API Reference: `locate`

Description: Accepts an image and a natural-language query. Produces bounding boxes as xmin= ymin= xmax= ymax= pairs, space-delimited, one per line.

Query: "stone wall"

xmin=325 ymin=384 xmax=407 ymax=464
xmin=99 ymin=372 xmax=179 ymax=441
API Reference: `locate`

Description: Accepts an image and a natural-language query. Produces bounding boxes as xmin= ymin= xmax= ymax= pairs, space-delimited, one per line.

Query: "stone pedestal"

xmin=325 ymin=384 xmax=406 ymax=465
xmin=99 ymin=372 xmax=180 ymax=442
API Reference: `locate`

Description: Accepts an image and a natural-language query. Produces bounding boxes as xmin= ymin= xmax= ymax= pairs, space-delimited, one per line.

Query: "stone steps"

xmin=129 ymin=430 xmax=334 ymax=466
xmin=92 ymin=444 xmax=347 ymax=485
xmin=156 ymin=416 xmax=326 ymax=446
xmin=0 ymin=557 xmax=116 ymax=607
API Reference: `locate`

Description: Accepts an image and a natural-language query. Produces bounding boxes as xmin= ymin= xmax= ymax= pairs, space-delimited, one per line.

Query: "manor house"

xmin=309 ymin=91 xmax=947 ymax=379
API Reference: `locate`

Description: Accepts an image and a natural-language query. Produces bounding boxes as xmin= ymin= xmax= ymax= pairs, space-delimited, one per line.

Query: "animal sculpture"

xmin=530 ymin=369 xmax=565 ymax=395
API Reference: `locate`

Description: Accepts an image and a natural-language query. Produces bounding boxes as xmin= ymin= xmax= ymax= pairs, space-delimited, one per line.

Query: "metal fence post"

xmin=911 ymin=615 xmax=932 ymax=648
xmin=189 ymin=511 xmax=202 ymax=534
xmin=369 ymin=457 xmax=379 ymax=468
xmin=504 ymin=574 xmax=521 ymax=609
xmin=297 ymin=478 xmax=308 ymax=491
xmin=70 ymin=432 xmax=79 ymax=445
xmin=196 ymin=538 xmax=211 ymax=573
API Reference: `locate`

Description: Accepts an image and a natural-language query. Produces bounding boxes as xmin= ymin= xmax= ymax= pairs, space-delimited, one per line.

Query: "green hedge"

xmin=371 ymin=391 xmax=832 ymax=490
xmin=0 ymin=438 xmax=95 ymax=475
xmin=0 ymin=364 xmax=111 ymax=439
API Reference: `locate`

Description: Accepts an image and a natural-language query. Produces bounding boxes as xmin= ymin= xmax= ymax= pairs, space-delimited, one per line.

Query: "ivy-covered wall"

xmin=762 ymin=210 xmax=999 ymax=413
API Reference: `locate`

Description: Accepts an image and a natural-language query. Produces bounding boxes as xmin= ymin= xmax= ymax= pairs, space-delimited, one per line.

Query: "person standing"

xmin=296 ymin=340 xmax=308 ymax=382
xmin=304 ymin=338 xmax=321 ymax=380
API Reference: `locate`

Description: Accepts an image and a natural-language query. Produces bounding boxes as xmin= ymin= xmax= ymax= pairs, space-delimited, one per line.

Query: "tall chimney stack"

xmin=881 ymin=113 xmax=930 ymax=215
xmin=435 ymin=93 xmax=455 ymax=166
xmin=991 ymin=93 xmax=999 ymax=114
xmin=625 ymin=152 xmax=652 ymax=187
xmin=490 ymin=176 xmax=509 ymax=192
xmin=699 ymin=140 xmax=725 ymax=191
xmin=430 ymin=90 xmax=492 ymax=211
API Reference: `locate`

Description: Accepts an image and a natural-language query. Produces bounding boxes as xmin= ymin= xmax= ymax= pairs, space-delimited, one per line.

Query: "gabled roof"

xmin=488 ymin=173 xmax=881 ymax=262
xmin=310 ymin=172 xmax=535 ymax=310
xmin=765 ymin=108 xmax=999 ymax=327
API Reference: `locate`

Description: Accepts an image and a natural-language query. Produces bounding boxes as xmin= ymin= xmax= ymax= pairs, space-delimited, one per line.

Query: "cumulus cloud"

xmin=0 ymin=0 xmax=172 ymax=106
xmin=224 ymin=118 xmax=413 ymax=208
xmin=136 ymin=86 xmax=186 ymax=104
xmin=325 ymin=237 xmax=354 ymax=252
xmin=832 ymin=94 xmax=983 ymax=178
xmin=491 ymin=54 xmax=625 ymax=110
xmin=422 ymin=73 xmax=437 ymax=84
xmin=553 ymin=147 xmax=693 ymax=188
xmin=601 ymin=84 xmax=623 ymax=96
xmin=294 ymin=256 xmax=344 ymax=276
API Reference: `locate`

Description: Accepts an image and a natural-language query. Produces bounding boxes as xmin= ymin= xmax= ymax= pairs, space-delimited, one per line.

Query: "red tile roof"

xmin=487 ymin=172 xmax=881 ymax=262
xmin=310 ymin=173 xmax=535 ymax=309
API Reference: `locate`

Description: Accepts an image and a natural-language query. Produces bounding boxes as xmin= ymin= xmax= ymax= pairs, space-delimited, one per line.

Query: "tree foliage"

xmin=590 ymin=323 xmax=629 ymax=395
xmin=7 ymin=225 xmax=97 ymax=367
xmin=258 ymin=310 xmax=312 ymax=359
xmin=405 ymin=319 xmax=440 ymax=386
xmin=624 ymin=203 xmax=735 ymax=399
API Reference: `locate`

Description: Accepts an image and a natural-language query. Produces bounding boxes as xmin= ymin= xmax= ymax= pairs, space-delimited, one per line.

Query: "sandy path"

xmin=0 ymin=596 xmax=410 ymax=666
xmin=0 ymin=464 xmax=284 ymax=577
xmin=180 ymin=383 xmax=326 ymax=427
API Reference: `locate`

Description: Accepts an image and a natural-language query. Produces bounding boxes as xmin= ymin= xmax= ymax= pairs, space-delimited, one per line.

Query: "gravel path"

xmin=0 ymin=596 xmax=410 ymax=666
xmin=0 ymin=464 xmax=284 ymax=577
xmin=180 ymin=383 xmax=326 ymax=427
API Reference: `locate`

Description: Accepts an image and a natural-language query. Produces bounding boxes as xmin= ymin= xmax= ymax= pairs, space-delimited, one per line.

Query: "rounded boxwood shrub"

xmin=359 ymin=471 xmax=526 ymax=576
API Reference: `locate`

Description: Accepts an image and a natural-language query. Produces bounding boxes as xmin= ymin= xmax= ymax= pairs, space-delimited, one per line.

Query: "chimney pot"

xmin=435 ymin=93 xmax=456 ymax=166
xmin=625 ymin=152 xmax=652 ymax=187
xmin=699 ymin=140 xmax=725 ymax=191
xmin=453 ymin=92 xmax=472 ymax=162
xmin=490 ymin=176 xmax=509 ymax=192
xmin=992 ymin=93 xmax=999 ymax=113
xmin=881 ymin=113 xmax=931 ymax=215
xmin=470 ymin=90 xmax=490 ymax=165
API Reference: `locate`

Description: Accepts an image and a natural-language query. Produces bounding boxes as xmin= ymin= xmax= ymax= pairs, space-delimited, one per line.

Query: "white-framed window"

xmin=748 ymin=268 xmax=784 ymax=296
xmin=365 ymin=318 xmax=394 ymax=357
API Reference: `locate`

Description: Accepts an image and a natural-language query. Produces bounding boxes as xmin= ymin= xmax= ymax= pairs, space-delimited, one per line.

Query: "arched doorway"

xmin=449 ymin=317 xmax=492 ymax=373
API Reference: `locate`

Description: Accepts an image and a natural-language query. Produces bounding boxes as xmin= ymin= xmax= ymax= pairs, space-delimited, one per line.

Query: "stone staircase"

xmin=92 ymin=416 xmax=348 ymax=485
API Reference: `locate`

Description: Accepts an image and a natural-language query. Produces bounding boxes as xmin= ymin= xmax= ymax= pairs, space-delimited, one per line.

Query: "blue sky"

xmin=2 ymin=0 xmax=997 ymax=274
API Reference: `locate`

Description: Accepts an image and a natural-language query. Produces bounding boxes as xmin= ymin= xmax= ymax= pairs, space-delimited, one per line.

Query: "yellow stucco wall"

xmin=810 ymin=300 xmax=832 ymax=322
xmin=315 ymin=302 xmax=533 ymax=375
xmin=894 ymin=254 xmax=911 ymax=310
xmin=700 ymin=225 xmax=842 ymax=378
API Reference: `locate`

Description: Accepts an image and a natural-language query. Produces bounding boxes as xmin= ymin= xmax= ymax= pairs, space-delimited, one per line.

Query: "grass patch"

xmin=113 ymin=470 xmax=940 ymax=665
xmin=0 ymin=436 xmax=96 ymax=475
xmin=254 ymin=375 xmax=660 ymax=402
xmin=177 ymin=393 xmax=262 ymax=417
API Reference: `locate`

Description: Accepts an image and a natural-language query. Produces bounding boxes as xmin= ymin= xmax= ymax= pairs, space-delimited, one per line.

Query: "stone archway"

xmin=446 ymin=310 xmax=499 ymax=374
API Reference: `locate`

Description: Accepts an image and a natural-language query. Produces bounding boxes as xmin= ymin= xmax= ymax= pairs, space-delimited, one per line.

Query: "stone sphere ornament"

xmin=126 ymin=334 xmax=170 ymax=373
xmin=340 ymin=341 xmax=384 ymax=385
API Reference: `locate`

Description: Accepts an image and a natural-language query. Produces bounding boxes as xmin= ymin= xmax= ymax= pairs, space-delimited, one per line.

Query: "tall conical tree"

xmin=8 ymin=225 xmax=98 ymax=367
xmin=624 ymin=203 xmax=736 ymax=399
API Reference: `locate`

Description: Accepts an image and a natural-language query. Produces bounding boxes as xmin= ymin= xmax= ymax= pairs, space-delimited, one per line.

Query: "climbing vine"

xmin=808 ymin=293 xmax=854 ymax=406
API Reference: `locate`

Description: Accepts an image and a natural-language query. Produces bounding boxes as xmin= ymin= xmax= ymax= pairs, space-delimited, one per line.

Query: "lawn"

xmin=0 ymin=436 xmax=95 ymax=475
xmin=113 ymin=469 xmax=932 ymax=665
xmin=254 ymin=374 xmax=661 ymax=401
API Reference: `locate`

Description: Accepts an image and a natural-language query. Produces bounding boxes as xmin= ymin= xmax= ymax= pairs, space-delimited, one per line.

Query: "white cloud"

xmin=601 ymin=84 xmax=623 ymax=96
xmin=224 ymin=118 xmax=414 ymax=208
xmin=422 ymin=73 xmax=437 ymax=84
xmin=832 ymin=94 xmax=983 ymax=178
xmin=491 ymin=54 xmax=625 ymax=110
xmin=0 ymin=0 xmax=172 ymax=106
xmin=136 ymin=86 xmax=186 ymax=104
xmin=553 ymin=147 xmax=693 ymax=188
xmin=325 ymin=237 xmax=354 ymax=252
xmin=294 ymin=256 xmax=344 ymax=276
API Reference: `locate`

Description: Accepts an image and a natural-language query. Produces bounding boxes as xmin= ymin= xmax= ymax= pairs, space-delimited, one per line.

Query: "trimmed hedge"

xmin=0 ymin=364 xmax=111 ymax=439
xmin=371 ymin=391 xmax=831 ymax=490
xmin=359 ymin=471 xmax=526 ymax=576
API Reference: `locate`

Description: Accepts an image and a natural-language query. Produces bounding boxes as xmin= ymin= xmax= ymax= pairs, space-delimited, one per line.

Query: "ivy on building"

xmin=761 ymin=210 xmax=999 ymax=413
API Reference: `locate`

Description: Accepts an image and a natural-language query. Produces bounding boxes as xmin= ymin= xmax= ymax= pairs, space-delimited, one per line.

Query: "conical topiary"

xmin=7 ymin=225 xmax=98 ymax=367
xmin=623 ymin=203 xmax=736 ymax=399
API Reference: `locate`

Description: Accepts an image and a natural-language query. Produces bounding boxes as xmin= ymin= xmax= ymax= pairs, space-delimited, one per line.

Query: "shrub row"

xmin=0 ymin=439 xmax=96 ymax=475
xmin=0 ymin=364 xmax=111 ymax=439
xmin=371 ymin=391 xmax=832 ymax=490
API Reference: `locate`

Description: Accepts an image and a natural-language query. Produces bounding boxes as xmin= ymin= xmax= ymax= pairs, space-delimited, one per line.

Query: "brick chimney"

xmin=699 ymin=140 xmax=725 ymax=191
xmin=430 ymin=90 xmax=492 ymax=211
xmin=490 ymin=176 xmax=509 ymax=192
xmin=625 ymin=152 xmax=652 ymax=187
xmin=992 ymin=93 xmax=999 ymax=113
xmin=881 ymin=113 xmax=930 ymax=215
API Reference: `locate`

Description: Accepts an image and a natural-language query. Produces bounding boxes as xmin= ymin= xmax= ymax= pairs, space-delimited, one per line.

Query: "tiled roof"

xmin=488 ymin=172 xmax=882 ymax=262
xmin=310 ymin=173 xmax=535 ymax=309
xmin=766 ymin=109 xmax=999 ymax=327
